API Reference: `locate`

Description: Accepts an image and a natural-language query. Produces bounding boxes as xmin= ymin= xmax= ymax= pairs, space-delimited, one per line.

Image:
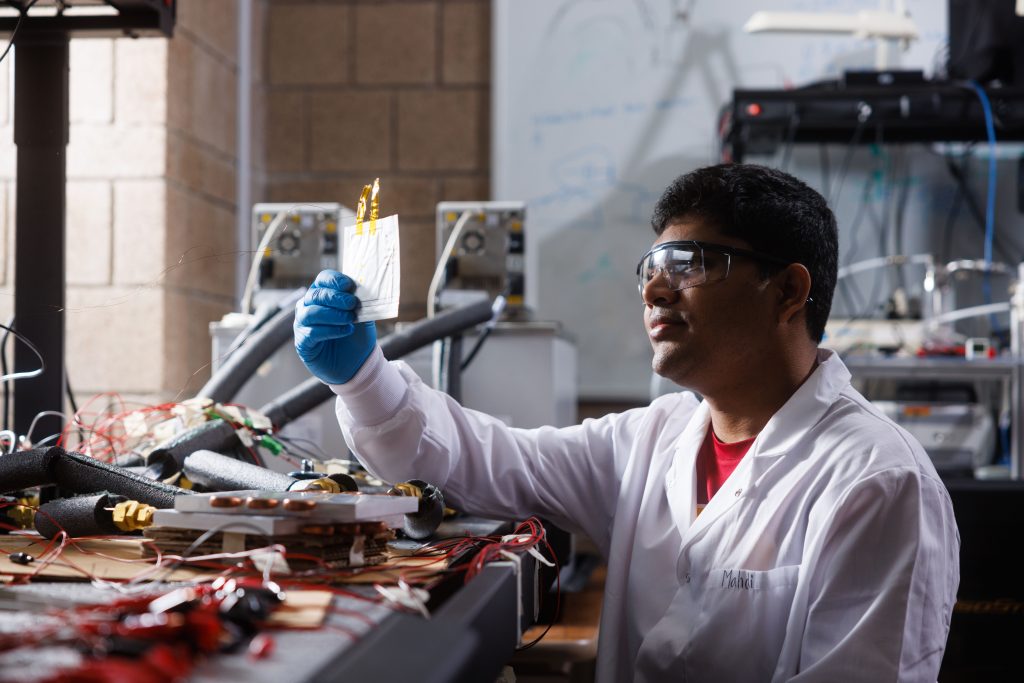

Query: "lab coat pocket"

xmin=688 ymin=564 xmax=801 ymax=680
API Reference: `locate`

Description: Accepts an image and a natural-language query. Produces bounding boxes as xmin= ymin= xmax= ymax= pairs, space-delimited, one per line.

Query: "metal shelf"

xmin=842 ymin=354 xmax=1024 ymax=479
xmin=843 ymin=356 xmax=1018 ymax=381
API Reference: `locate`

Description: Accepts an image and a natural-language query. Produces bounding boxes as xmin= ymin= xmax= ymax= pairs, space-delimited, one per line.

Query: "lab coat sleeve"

xmin=330 ymin=346 xmax=647 ymax=549
xmin=791 ymin=466 xmax=959 ymax=682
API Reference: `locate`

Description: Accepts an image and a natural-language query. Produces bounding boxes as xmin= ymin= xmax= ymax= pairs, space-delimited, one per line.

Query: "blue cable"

xmin=964 ymin=80 xmax=998 ymax=328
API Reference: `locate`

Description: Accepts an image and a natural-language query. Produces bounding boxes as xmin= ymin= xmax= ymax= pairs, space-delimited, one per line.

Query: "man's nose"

xmin=641 ymin=270 xmax=680 ymax=307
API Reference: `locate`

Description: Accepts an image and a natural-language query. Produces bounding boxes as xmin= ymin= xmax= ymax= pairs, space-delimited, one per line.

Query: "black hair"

xmin=650 ymin=163 xmax=838 ymax=343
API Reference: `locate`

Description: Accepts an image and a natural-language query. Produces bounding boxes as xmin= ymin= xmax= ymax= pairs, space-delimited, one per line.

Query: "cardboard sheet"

xmin=0 ymin=534 xmax=205 ymax=582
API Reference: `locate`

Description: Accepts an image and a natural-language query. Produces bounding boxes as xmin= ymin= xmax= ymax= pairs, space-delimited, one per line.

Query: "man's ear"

xmin=776 ymin=263 xmax=812 ymax=326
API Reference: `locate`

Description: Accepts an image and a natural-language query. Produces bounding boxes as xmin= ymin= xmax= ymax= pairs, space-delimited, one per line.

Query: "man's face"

xmin=642 ymin=218 xmax=778 ymax=394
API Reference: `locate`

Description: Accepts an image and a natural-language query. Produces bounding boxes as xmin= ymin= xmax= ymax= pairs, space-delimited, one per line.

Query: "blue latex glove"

xmin=294 ymin=270 xmax=377 ymax=385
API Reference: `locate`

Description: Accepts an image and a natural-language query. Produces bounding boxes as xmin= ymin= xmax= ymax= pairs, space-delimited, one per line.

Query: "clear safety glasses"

xmin=636 ymin=240 xmax=794 ymax=295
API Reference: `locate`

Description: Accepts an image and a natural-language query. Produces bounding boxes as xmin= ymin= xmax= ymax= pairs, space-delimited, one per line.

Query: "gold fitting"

xmin=291 ymin=478 xmax=341 ymax=493
xmin=7 ymin=504 xmax=35 ymax=530
xmin=112 ymin=500 xmax=156 ymax=532
xmin=391 ymin=482 xmax=423 ymax=499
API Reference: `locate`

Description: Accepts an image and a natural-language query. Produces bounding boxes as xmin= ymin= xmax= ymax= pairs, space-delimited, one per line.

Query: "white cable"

xmin=836 ymin=253 xmax=933 ymax=280
xmin=427 ymin=211 xmax=473 ymax=319
xmin=240 ymin=209 xmax=290 ymax=315
xmin=925 ymin=302 xmax=1011 ymax=328
xmin=23 ymin=410 xmax=68 ymax=447
xmin=0 ymin=322 xmax=46 ymax=385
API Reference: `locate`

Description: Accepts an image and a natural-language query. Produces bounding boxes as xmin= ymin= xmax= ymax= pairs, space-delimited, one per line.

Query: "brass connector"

xmin=391 ymin=482 xmax=423 ymax=499
xmin=112 ymin=500 xmax=156 ymax=532
xmin=6 ymin=504 xmax=35 ymax=530
xmin=289 ymin=477 xmax=341 ymax=493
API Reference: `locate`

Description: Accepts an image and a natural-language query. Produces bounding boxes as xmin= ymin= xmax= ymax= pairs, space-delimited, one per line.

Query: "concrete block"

xmin=187 ymin=46 xmax=238 ymax=158
xmin=0 ymin=133 xmax=13 ymax=179
xmin=166 ymin=30 xmax=195 ymax=134
xmin=70 ymin=39 xmax=114 ymax=124
xmin=263 ymin=90 xmax=306 ymax=172
xmin=0 ymin=290 xmax=10 ymax=324
xmin=199 ymin=148 xmax=236 ymax=206
xmin=0 ymin=60 xmax=10 ymax=126
xmin=309 ymin=90 xmax=391 ymax=172
xmin=268 ymin=4 xmax=351 ymax=86
xmin=397 ymin=89 xmax=485 ymax=171
xmin=166 ymin=131 xmax=202 ymax=193
xmin=250 ymin=0 xmax=267 ymax=84
xmin=65 ymin=286 xmax=166 ymax=394
xmin=114 ymin=39 xmax=168 ymax=125
xmin=0 ymin=182 xmax=7 ymax=286
xmin=441 ymin=175 xmax=490 ymax=202
xmin=442 ymin=1 xmax=490 ymax=85
xmin=168 ymin=133 xmax=236 ymax=205
xmin=163 ymin=288 xmax=233 ymax=398
xmin=177 ymin=0 xmax=237 ymax=64
xmin=66 ymin=180 xmax=112 ymax=286
xmin=355 ymin=3 xmax=437 ymax=85
xmin=113 ymin=179 xmax=166 ymax=285
xmin=164 ymin=186 xmax=237 ymax=300
xmin=396 ymin=217 xmax=435 ymax=316
xmin=68 ymin=124 xmax=167 ymax=179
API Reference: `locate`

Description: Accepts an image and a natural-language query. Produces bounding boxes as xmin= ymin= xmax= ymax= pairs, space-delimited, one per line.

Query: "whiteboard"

xmin=492 ymin=0 xmax=947 ymax=400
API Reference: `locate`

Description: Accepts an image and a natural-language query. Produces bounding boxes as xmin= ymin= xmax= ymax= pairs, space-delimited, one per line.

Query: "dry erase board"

xmin=492 ymin=0 xmax=946 ymax=400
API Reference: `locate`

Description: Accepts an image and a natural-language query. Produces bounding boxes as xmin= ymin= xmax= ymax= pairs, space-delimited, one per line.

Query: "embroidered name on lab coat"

xmin=720 ymin=569 xmax=758 ymax=590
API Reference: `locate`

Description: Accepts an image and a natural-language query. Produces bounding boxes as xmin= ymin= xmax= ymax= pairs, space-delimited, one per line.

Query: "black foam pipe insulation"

xmin=0 ymin=446 xmax=188 ymax=508
xmin=183 ymin=449 xmax=298 ymax=492
xmin=34 ymin=493 xmax=125 ymax=540
xmin=262 ymin=298 xmax=496 ymax=426
xmin=146 ymin=419 xmax=240 ymax=476
xmin=148 ymin=299 xmax=497 ymax=475
xmin=197 ymin=302 xmax=299 ymax=404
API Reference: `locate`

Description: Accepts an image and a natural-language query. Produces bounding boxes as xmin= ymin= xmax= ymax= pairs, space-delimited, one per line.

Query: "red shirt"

xmin=695 ymin=428 xmax=756 ymax=512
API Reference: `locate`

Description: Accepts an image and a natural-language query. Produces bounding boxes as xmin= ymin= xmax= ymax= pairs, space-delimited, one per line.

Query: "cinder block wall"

xmin=259 ymin=0 xmax=492 ymax=318
xmin=163 ymin=1 xmax=242 ymax=397
xmin=0 ymin=0 xmax=243 ymax=406
xmin=0 ymin=0 xmax=489 ymax=412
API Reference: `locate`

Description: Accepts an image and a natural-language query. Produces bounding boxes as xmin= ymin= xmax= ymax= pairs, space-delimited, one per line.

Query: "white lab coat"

xmin=332 ymin=347 xmax=959 ymax=682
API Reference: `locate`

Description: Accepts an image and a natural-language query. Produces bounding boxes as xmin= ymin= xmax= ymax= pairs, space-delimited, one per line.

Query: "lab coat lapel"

xmin=678 ymin=350 xmax=852 ymax=548
xmin=753 ymin=349 xmax=851 ymax=459
xmin=683 ymin=444 xmax=764 ymax=543
xmin=664 ymin=400 xmax=709 ymax=533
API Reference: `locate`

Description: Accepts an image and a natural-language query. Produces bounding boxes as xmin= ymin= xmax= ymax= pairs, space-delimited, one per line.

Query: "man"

xmin=294 ymin=164 xmax=959 ymax=682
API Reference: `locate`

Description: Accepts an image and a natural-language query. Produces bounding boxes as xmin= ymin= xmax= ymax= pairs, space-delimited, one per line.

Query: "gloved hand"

xmin=294 ymin=270 xmax=377 ymax=385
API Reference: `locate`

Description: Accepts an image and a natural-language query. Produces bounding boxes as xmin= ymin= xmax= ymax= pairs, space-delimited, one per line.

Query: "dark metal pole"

xmin=12 ymin=30 xmax=69 ymax=440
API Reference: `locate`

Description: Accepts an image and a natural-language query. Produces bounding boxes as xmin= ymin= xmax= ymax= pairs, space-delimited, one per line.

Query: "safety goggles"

xmin=636 ymin=240 xmax=795 ymax=294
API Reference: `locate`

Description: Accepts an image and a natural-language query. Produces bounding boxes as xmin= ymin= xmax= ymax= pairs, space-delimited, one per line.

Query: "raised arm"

xmin=293 ymin=270 xmax=657 ymax=549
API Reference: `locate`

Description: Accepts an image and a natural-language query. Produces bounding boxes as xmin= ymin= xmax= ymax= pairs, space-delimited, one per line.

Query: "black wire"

xmin=0 ymin=0 xmax=39 ymax=67
xmin=941 ymin=167 xmax=966 ymax=264
xmin=940 ymin=151 xmax=1024 ymax=263
xmin=64 ymin=373 xmax=78 ymax=416
xmin=779 ymin=112 xmax=799 ymax=171
xmin=869 ymin=136 xmax=892 ymax=317
xmin=274 ymin=433 xmax=349 ymax=465
xmin=829 ymin=113 xmax=868 ymax=209
xmin=64 ymin=371 xmax=85 ymax=446
xmin=0 ymin=319 xmax=46 ymax=415
xmin=460 ymin=326 xmax=494 ymax=372
xmin=891 ymin=148 xmax=911 ymax=292
xmin=275 ymin=435 xmax=326 ymax=462
xmin=1 ymin=316 xmax=11 ymax=428
xmin=838 ymin=172 xmax=879 ymax=315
